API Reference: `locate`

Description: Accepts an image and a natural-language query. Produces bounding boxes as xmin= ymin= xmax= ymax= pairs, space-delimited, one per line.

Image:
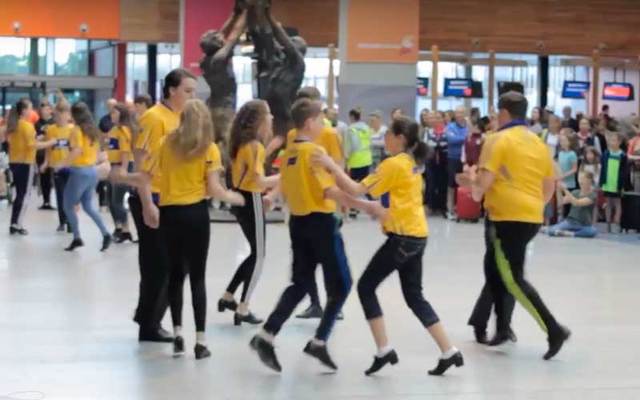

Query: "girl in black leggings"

xmin=137 ymin=99 xmax=244 ymax=360
xmin=314 ymin=116 xmax=463 ymax=376
xmin=6 ymin=98 xmax=56 ymax=235
xmin=218 ymin=100 xmax=279 ymax=326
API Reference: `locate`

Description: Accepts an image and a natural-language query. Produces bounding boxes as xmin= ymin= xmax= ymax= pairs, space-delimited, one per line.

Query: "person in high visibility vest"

xmin=345 ymin=108 xmax=373 ymax=182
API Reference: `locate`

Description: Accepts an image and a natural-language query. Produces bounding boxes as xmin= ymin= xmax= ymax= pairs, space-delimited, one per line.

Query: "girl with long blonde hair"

xmin=139 ymin=99 xmax=244 ymax=359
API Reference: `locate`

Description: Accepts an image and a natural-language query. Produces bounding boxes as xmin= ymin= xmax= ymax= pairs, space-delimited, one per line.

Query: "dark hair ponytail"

xmin=390 ymin=116 xmax=427 ymax=166
xmin=7 ymin=98 xmax=32 ymax=134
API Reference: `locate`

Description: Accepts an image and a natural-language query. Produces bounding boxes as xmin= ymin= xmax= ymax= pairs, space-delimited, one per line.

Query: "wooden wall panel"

xmin=120 ymin=0 xmax=180 ymax=43
xmin=115 ymin=0 xmax=640 ymax=58
xmin=271 ymin=0 xmax=340 ymax=47
xmin=420 ymin=0 xmax=640 ymax=57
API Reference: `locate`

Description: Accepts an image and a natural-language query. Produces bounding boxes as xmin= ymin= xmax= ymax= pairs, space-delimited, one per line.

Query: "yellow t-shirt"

xmin=232 ymin=141 xmax=266 ymax=193
xmin=69 ymin=128 xmax=99 ymax=167
xmin=8 ymin=120 xmax=37 ymax=164
xmin=483 ymin=125 xmax=554 ymax=224
xmin=286 ymin=127 xmax=343 ymax=164
xmin=107 ymin=126 xmax=132 ymax=165
xmin=362 ymin=153 xmax=428 ymax=238
xmin=147 ymin=139 xmax=223 ymax=206
xmin=280 ymin=140 xmax=337 ymax=216
xmin=45 ymin=124 xmax=73 ymax=167
xmin=135 ymin=103 xmax=181 ymax=193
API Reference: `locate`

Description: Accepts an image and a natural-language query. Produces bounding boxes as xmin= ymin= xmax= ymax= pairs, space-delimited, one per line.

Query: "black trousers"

xmin=161 ymin=200 xmax=210 ymax=332
xmin=358 ymin=235 xmax=440 ymax=328
xmin=96 ymin=180 xmax=109 ymax=207
xmin=10 ymin=163 xmax=34 ymax=226
xmin=486 ymin=220 xmax=561 ymax=336
xmin=425 ymin=158 xmax=447 ymax=211
xmin=227 ymin=191 xmax=266 ymax=303
xmin=53 ymin=169 xmax=69 ymax=226
xmin=468 ymin=220 xmax=516 ymax=331
xmin=264 ymin=213 xmax=352 ymax=341
xmin=40 ymin=167 xmax=53 ymax=205
xmin=129 ymin=195 xmax=169 ymax=332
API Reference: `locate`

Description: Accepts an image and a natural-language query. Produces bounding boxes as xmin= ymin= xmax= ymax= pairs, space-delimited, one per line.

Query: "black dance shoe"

xmin=365 ymin=350 xmax=399 ymax=376
xmin=428 ymin=351 xmax=464 ymax=376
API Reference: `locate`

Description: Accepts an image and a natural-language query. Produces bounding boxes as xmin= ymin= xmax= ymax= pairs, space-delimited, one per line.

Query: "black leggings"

xmin=161 ymin=200 xmax=210 ymax=332
xmin=358 ymin=234 xmax=440 ymax=328
xmin=486 ymin=220 xmax=561 ymax=336
xmin=53 ymin=169 xmax=69 ymax=226
xmin=40 ymin=167 xmax=53 ymax=205
xmin=227 ymin=191 xmax=266 ymax=303
xmin=10 ymin=163 xmax=34 ymax=226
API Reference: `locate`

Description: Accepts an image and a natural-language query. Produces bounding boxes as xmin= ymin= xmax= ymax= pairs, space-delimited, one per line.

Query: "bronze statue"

xmin=199 ymin=5 xmax=247 ymax=147
xmin=200 ymin=0 xmax=307 ymax=159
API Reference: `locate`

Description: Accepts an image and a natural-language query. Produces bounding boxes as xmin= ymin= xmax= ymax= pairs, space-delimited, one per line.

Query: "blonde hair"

xmin=167 ymin=99 xmax=214 ymax=159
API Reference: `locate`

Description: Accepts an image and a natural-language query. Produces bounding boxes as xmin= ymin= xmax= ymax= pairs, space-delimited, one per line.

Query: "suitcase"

xmin=456 ymin=186 xmax=482 ymax=222
xmin=621 ymin=192 xmax=640 ymax=232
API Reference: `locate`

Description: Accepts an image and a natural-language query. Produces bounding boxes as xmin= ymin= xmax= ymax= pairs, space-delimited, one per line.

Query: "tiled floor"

xmin=1 ymin=200 xmax=639 ymax=400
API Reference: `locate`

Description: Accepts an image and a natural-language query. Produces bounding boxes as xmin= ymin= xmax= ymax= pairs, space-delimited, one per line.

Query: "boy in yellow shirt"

xmin=249 ymin=98 xmax=381 ymax=373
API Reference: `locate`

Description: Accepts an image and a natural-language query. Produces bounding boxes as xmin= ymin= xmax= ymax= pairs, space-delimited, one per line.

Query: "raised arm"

xmin=267 ymin=11 xmax=303 ymax=62
xmin=214 ymin=10 xmax=247 ymax=62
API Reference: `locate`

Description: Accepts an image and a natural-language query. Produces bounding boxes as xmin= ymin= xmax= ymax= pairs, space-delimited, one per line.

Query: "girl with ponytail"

xmin=218 ymin=99 xmax=279 ymax=326
xmin=312 ymin=115 xmax=463 ymax=377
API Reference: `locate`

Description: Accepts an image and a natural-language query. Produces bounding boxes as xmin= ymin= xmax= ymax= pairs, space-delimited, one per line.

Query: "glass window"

xmin=126 ymin=43 xmax=148 ymax=101
xmin=54 ymin=39 xmax=89 ymax=76
xmin=0 ymin=37 xmax=30 ymax=75
xmin=155 ymin=43 xmax=182 ymax=96
xmin=548 ymin=56 xmax=590 ymax=115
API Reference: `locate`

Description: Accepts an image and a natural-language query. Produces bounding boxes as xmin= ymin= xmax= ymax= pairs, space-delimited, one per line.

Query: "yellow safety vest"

xmin=347 ymin=125 xmax=373 ymax=169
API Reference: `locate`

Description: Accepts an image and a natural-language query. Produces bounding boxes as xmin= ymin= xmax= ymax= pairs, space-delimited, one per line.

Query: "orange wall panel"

xmin=0 ymin=0 xmax=120 ymax=39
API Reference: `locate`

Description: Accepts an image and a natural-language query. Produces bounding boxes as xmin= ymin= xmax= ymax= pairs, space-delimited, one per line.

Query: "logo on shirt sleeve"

xmin=287 ymin=157 xmax=297 ymax=166
xmin=108 ymin=137 xmax=120 ymax=150
xmin=381 ymin=192 xmax=390 ymax=209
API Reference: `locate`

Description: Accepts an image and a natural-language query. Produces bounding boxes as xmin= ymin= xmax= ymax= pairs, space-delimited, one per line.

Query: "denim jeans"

xmin=548 ymin=219 xmax=597 ymax=238
xmin=63 ymin=166 xmax=109 ymax=239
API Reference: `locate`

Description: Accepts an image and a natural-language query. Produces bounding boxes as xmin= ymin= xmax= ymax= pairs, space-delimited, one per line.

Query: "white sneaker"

xmin=446 ymin=212 xmax=457 ymax=221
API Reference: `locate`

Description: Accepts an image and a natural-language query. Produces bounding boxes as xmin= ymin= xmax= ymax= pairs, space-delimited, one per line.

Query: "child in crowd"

xmin=547 ymin=171 xmax=598 ymax=238
xmin=461 ymin=117 xmax=486 ymax=168
xmin=557 ymin=132 xmax=578 ymax=218
xmin=627 ymin=122 xmax=640 ymax=191
xmin=580 ymin=146 xmax=601 ymax=187
xmin=600 ymin=132 xmax=629 ymax=233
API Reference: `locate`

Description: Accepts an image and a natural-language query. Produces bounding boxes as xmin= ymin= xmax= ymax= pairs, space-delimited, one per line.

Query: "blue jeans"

xmin=548 ymin=219 xmax=597 ymax=238
xmin=63 ymin=167 xmax=109 ymax=239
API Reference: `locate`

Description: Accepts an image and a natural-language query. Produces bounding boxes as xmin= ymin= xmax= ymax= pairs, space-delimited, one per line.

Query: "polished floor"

xmin=1 ymin=199 xmax=639 ymax=400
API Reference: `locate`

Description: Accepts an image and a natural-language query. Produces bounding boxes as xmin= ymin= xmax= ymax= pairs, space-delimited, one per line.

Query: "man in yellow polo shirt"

xmin=128 ymin=68 xmax=197 ymax=343
xmin=463 ymin=91 xmax=570 ymax=361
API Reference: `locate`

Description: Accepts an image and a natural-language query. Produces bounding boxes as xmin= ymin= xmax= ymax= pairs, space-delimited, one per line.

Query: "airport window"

xmin=0 ymin=37 xmax=31 ymax=75
xmin=53 ymin=39 xmax=89 ymax=76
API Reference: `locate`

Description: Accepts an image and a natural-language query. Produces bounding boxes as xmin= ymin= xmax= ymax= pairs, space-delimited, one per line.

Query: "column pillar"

xmin=147 ymin=44 xmax=158 ymax=103
xmin=114 ymin=43 xmax=127 ymax=101
xmin=591 ymin=50 xmax=600 ymax=117
xmin=338 ymin=0 xmax=419 ymax=122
